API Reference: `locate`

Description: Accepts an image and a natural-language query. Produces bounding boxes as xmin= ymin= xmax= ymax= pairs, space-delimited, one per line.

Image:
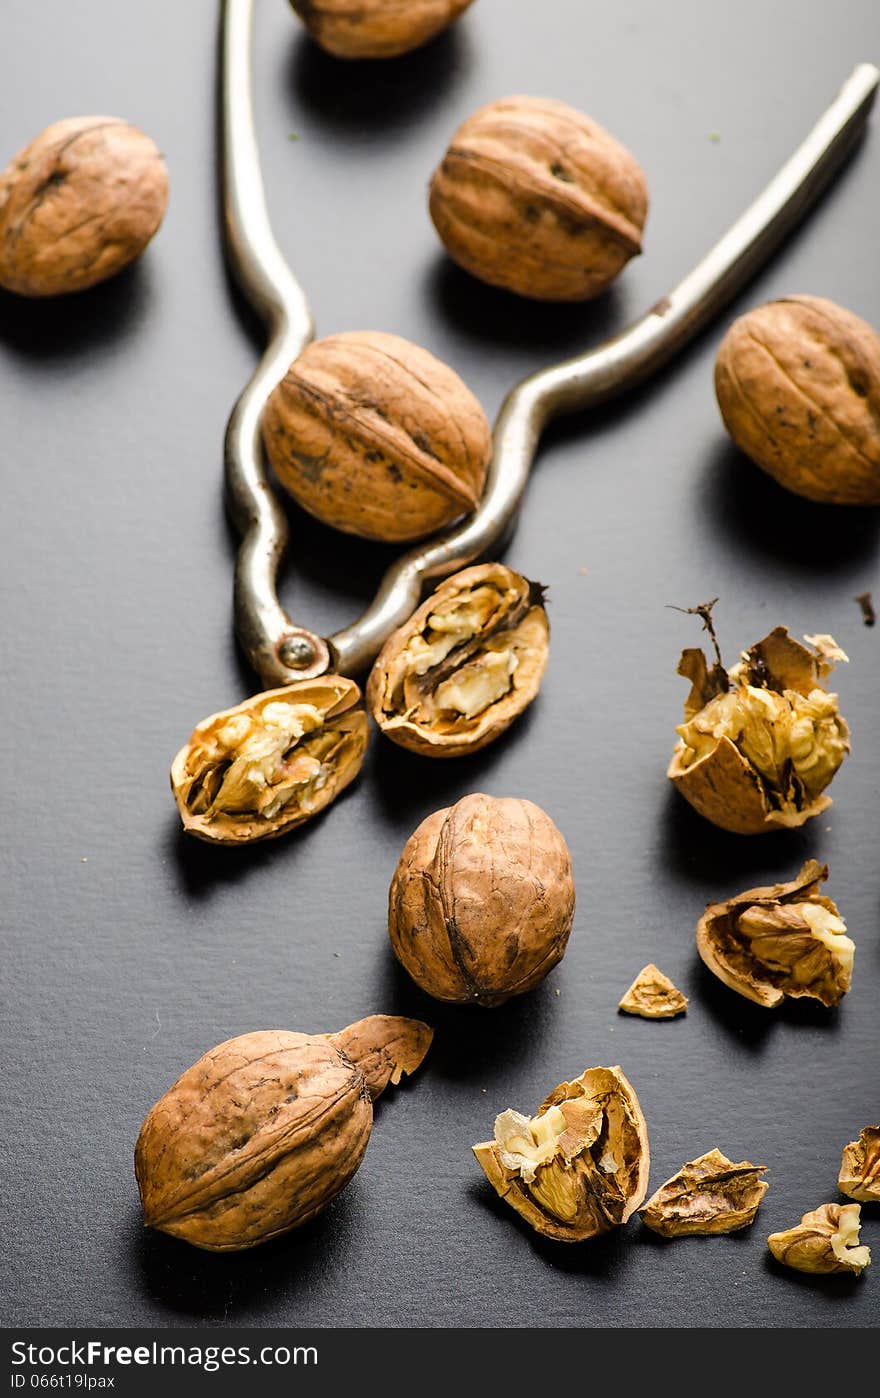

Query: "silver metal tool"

xmin=221 ymin=0 xmax=877 ymax=689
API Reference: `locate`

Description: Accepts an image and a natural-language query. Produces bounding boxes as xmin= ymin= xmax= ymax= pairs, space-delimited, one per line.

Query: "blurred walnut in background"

xmin=289 ymin=0 xmax=475 ymax=59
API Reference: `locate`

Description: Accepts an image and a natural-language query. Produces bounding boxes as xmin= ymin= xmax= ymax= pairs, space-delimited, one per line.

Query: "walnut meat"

xmin=618 ymin=964 xmax=687 ymax=1019
xmin=429 ymin=96 xmax=648 ymax=301
xmin=368 ymin=563 xmax=549 ymax=757
xmin=696 ymin=861 xmax=853 ymax=1009
xmin=639 ymin=1149 xmax=768 ymax=1237
xmin=0 ymin=117 xmax=168 ymax=297
xmin=767 ymin=1203 xmax=871 ymax=1276
xmin=171 ymin=676 xmax=368 ymax=844
xmin=668 ymin=626 xmax=850 ymax=834
xmin=839 ymin=1127 xmax=880 ymax=1203
xmin=473 ymin=1066 xmax=650 ymax=1241
xmin=389 ymin=793 xmax=574 ymax=1006
xmin=289 ymin=0 xmax=475 ymax=58
xmin=262 ymin=331 xmax=491 ymax=543
xmin=715 ymin=297 xmax=880 ymax=505
xmin=135 ymin=1015 xmax=432 ymax=1252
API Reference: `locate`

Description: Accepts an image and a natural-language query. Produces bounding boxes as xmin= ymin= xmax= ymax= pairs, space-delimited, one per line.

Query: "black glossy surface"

xmin=1 ymin=0 xmax=878 ymax=1329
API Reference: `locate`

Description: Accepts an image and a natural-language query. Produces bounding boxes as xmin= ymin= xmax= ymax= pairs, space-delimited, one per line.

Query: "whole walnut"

xmin=429 ymin=96 xmax=648 ymax=301
xmin=715 ymin=296 xmax=880 ymax=505
xmin=389 ymin=793 xmax=575 ymax=1006
xmin=262 ymin=331 xmax=492 ymax=543
xmin=289 ymin=0 xmax=475 ymax=59
xmin=0 ymin=117 xmax=168 ymax=297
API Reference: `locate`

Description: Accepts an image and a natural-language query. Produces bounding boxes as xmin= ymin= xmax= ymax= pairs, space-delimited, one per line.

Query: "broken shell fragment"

xmin=639 ymin=1149 xmax=767 ymax=1237
xmin=618 ymin=964 xmax=687 ymax=1019
xmin=171 ymin=676 xmax=368 ymax=843
xmin=696 ymin=860 xmax=853 ymax=1009
xmin=135 ymin=1014 xmax=433 ymax=1252
xmin=367 ymin=563 xmax=549 ymax=757
xmin=473 ymin=1066 xmax=650 ymax=1241
xmin=767 ymin=1203 xmax=870 ymax=1276
xmin=839 ymin=1127 xmax=880 ymax=1203
xmin=668 ymin=626 xmax=850 ymax=834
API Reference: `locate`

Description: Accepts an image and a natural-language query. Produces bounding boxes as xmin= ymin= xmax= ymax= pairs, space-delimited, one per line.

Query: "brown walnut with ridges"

xmin=429 ymin=95 xmax=648 ymax=301
xmin=0 ymin=117 xmax=168 ymax=297
xmin=289 ymin=0 xmax=475 ymax=59
xmin=262 ymin=330 xmax=491 ymax=543
xmin=715 ymin=296 xmax=880 ymax=504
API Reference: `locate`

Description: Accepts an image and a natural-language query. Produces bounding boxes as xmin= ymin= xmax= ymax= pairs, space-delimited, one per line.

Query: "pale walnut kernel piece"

xmin=289 ymin=0 xmax=475 ymax=59
xmin=668 ymin=625 xmax=850 ymax=834
xmin=618 ymin=964 xmax=687 ymax=1019
xmin=368 ymin=563 xmax=549 ymax=757
xmin=171 ymin=676 xmax=368 ymax=844
xmin=473 ymin=1066 xmax=650 ymax=1241
xmin=839 ymin=1127 xmax=880 ymax=1203
xmin=767 ymin=1203 xmax=870 ymax=1276
xmin=696 ymin=861 xmax=853 ymax=1009
xmin=639 ymin=1149 xmax=767 ymax=1237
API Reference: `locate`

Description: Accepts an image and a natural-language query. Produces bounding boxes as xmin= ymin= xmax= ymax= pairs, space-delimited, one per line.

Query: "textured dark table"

xmin=2 ymin=0 xmax=879 ymax=1330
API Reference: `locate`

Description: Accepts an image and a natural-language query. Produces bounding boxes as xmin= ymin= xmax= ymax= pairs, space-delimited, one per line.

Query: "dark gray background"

xmin=2 ymin=0 xmax=878 ymax=1329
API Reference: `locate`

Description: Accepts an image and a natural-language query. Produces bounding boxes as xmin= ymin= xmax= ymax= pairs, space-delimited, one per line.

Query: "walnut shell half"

xmin=289 ymin=0 xmax=475 ymax=59
xmin=715 ymin=296 xmax=880 ymax=505
xmin=839 ymin=1127 xmax=880 ymax=1204
xmin=429 ymin=95 xmax=648 ymax=301
xmin=171 ymin=676 xmax=368 ymax=844
xmin=0 ymin=117 xmax=168 ymax=297
xmin=262 ymin=331 xmax=491 ymax=543
xmin=639 ymin=1149 xmax=768 ymax=1237
xmin=368 ymin=563 xmax=549 ymax=757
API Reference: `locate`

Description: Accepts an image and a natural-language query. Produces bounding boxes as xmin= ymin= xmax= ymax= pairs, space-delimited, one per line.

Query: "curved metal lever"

xmin=221 ymin=0 xmax=877 ymax=685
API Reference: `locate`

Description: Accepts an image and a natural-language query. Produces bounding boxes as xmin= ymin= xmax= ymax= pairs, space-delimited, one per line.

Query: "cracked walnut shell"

xmin=261 ymin=331 xmax=491 ymax=543
xmin=473 ymin=1066 xmax=650 ymax=1241
xmin=367 ymin=563 xmax=549 ymax=757
xmin=668 ymin=626 xmax=849 ymax=834
xmin=839 ymin=1127 xmax=880 ymax=1203
xmin=429 ymin=95 xmax=648 ymax=301
xmin=171 ymin=676 xmax=368 ymax=844
xmin=135 ymin=1015 xmax=432 ymax=1252
xmin=639 ymin=1149 xmax=768 ymax=1237
xmin=715 ymin=296 xmax=880 ymax=505
xmin=389 ymin=793 xmax=574 ymax=1006
xmin=696 ymin=860 xmax=853 ymax=1009
xmin=767 ymin=1203 xmax=870 ymax=1276
xmin=618 ymin=964 xmax=687 ymax=1019
xmin=0 ymin=117 xmax=168 ymax=297
xmin=289 ymin=0 xmax=475 ymax=59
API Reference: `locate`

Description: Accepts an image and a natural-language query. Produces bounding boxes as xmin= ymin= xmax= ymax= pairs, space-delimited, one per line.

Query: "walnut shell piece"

xmin=639 ymin=1149 xmax=768 ymax=1237
xmin=367 ymin=563 xmax=549 ymax=757
xmin=429 ymin=95 xmax=648 ymax=302
xmin=389 ymin=793 xmax=575 ymax=1007
xmin=135 ymin=1015 xmax=432 ymax=1252
xmin=473 ymin=1066 xmax=650 ymax=1242
xmin=767 ymin=1203 xmax=870 ymax=1276
xmin=618 ymin=964 xmax=687 ymax=1019
xmin=261 ymin=331 xmax=491 ymax=543
xmin=0 ymin=117 xmax=168 ymax=297
xmin=839 ymin=1127 xmax=880 ymax=1203
xmin=715 ymin=296 xmax=880 ymax=505
xmin=696 ymin=860 xmax=853 ymax=1009
xmin=170 ymin=676 xmax=368 ymax=844
xmin=668 ymin=626 xmax=850 ymax=834
xmin=289 ymin=0 xmax=475 ymax=59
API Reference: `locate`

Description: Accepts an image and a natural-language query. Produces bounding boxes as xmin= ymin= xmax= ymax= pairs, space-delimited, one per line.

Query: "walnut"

xmin=839 ymin=1127 xmax=880 ymax=1203
xmin=389 ymin=793 xmax=574 ymax=1006
xmin=170 ymin=676 xmax=368 ymax=844
xmin=135 ymin=1015 xmax=432 ymax=1252
xmin=367 ymin=563 xmax=549 ymax=757
xmin=289 ymin=0 xmax=475 ymax=59
xmin=0 ymin=117 xmax=168 ymax=297
xmin=767 ymin=1203 xmax=870 ymax=1276
xmin=429 ymin=95 xmax=648 ymax=301
xmin=696 ymin=861 xmax=853 ymax=1009
xmin=668 ymin=625 xmax=850 ymax=834
xmin=261 ymin=331 xmax=491 ymax=543
xmin=715 ymin=297 xmax=880 ymax=505
xmin=473 ymin=1066 xmax=650 ymax=1241
xmin=618 ymin=964 xmax=687 ymax=1019
xmin=639 ymin=1149 xmax=768 ymax=1237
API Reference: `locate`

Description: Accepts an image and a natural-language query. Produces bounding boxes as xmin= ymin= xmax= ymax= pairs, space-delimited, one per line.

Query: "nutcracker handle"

xmin=220 ymin=0 xmax=877 ymax=685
